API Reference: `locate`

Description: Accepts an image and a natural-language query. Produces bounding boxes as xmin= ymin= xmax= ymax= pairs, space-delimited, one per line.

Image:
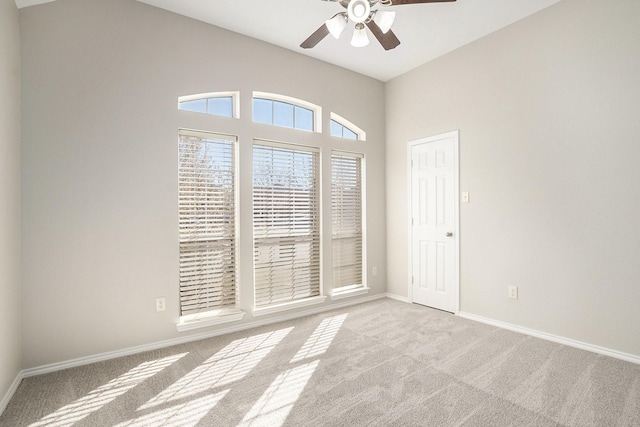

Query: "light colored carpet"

xmin=1 ymin=298 xmax=639 ymax=426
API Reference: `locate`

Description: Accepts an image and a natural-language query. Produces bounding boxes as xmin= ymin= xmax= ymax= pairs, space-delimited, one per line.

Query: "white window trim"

xmin=177 ymin=308 xmax=246 ymax=332
xmin=253 ymin=91 xmax=323 ymax=133
xmin=330 ymin=112 xmax=366 ymax=141
xmin=178 ymin=91 xmax=240 ymax=119
xmin=253 ymin=138 xmax=321 ymax=153
xmin=251 ymin=296 xmax=328 ymax=317
xmin=330 ymin=286 xmax=371 ymax=300
xmin=178 ymin=127 xmax=238 ymax=141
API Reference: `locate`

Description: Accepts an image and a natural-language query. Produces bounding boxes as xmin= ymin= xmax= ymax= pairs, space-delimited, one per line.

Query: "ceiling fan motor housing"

xmin=348 ymin=0 xmax=371 ymax=23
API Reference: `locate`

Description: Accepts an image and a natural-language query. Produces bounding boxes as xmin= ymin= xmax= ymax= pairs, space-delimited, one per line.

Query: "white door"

xmin=410 ymin=131 xmax=459 ymax=313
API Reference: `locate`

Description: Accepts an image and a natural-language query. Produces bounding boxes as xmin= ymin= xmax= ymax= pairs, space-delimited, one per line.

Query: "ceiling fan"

xmin=301 ymin=0 xmax=457 ymax=51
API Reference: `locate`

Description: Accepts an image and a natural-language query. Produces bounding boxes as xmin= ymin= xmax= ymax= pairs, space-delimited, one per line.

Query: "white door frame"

xmin=407 ymin=130 xmax=460 ymax=314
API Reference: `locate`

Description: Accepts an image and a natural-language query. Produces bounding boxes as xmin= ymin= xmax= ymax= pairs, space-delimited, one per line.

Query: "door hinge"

xmin=411 ymin=217 xmax=414 ymax=226
xmin=412 ymin=276 xmax=414 ymax=284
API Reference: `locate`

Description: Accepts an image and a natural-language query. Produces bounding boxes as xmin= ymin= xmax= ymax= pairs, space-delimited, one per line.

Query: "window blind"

xmin=332 ymin=152 xmax=363 ymax=289
xmin=253 ymin=141 xmax=320 ymax=308
xmin=178 ymin=130 xmax=237 ymax=316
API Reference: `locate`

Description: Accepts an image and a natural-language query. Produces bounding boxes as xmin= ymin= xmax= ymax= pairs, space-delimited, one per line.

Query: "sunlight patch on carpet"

xmin=290 ymin=313 xmax=347 ymax=363
xmin=140 ymin=327 xmax=293 ymax=409
xmin=29 ymin=353 xmax=188 ymax=427
xmin=114 ymin=389 xmax=229 ymax=427
xmin=238 ymin=360 xmax=320 ymax=427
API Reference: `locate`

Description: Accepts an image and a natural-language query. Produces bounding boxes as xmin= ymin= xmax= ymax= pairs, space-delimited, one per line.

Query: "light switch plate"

xmin=462 ymin=192 xmax=470 ymax=203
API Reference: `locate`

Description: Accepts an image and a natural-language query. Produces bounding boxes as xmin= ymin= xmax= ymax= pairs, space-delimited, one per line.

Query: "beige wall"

xmin=0 ymin=0 xmax=22 ymax=404
xmin=18 ymin=0 xmax=640 ymax=372
xmin=20 ymin=0 xmax=386 ymax=368
xmin=386 ymin=0 xmax=640 ymax=357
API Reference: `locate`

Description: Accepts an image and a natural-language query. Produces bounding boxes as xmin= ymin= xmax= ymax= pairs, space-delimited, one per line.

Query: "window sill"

xmin=330 ymin=286 xmax=370 ymax=301
xmin=177 ymin=309 xmax=246 ymax=332
xmin=251 ymin=296 xmax=327 ymax=317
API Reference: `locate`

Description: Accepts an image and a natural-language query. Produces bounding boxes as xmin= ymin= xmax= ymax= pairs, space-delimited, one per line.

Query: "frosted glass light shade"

xmin=351 ymin=24 xmax=369 ymax=47
xmin=374 ymin=10 xmax=396 ymax=34
xmin=326 ymin=14 xmax=347 ymax=39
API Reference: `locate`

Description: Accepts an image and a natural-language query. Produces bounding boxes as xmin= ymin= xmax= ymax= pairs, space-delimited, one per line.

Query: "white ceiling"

xmin=16 ymin=0 xmax=562 ymax=82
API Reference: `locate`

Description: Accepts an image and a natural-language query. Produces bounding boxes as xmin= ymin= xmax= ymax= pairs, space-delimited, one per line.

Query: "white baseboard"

xmin=459 ymin=311 xmax=640 ymax=365
xmin=0 ymin=372 xmax=23 ymax=416
xmin=22 ymin=293 xmax=387 ymax=379
xmin=385 ymin=293 xmax=410 ymax=303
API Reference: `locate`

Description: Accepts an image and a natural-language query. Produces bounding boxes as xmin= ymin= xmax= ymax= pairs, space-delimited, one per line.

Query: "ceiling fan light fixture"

xmin=374 ymin=10 xmax=396 ymax=34
xmin=325 ymin=14 xmax=347 ymax=39
xmin=351 ymin=22 xmax=369 ymax=47
xmin=347 ymin=0 xmax=371 ymax=24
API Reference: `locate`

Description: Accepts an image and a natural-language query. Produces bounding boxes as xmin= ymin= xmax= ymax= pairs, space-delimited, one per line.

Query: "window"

xmin=330 ymin=120 xmax=358 ymax=140
xmin=175 ymin=93 xmax=371 ymax=328
xmin=178 ymin=130 xmax=238 ymax=318
xmin=252 ymin=92 xmax=322 ymax=133
xmin=330 ymin=112 xmax=366 ymax=141
xmin=253 ymin=141 xmax=321 ymax=308
xmin=178 ymin=92 xmax=239 ymax=118
xmin=332 ymin=152 xmax=364 ymax=291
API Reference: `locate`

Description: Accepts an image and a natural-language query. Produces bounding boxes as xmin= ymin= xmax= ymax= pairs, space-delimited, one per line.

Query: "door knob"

xmin=446 ymin=232 xmax=453 ymax=237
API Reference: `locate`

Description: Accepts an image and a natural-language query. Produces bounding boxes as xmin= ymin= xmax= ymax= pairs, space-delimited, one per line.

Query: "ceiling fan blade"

xmin=300 ymin=24 xmax=331 ymax=49
xmin=390 ymin=0 xmax=456 ymax=5
xmin=366 ymin=20 xmax=401 ymax=51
